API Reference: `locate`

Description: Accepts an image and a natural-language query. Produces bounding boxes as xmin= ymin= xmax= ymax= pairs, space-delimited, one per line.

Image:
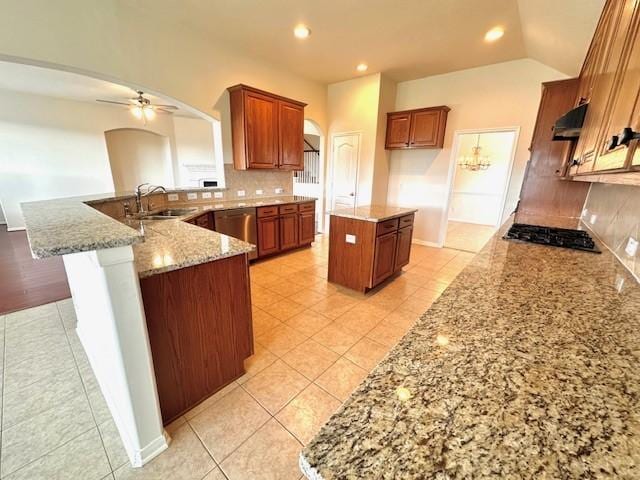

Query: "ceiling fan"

xmin=96 ymin=90 xmax=178 ymax=122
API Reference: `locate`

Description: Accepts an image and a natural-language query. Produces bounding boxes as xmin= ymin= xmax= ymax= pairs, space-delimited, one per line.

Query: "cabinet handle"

xmin=618 ymin=127 xmax=637 ymax=147
xmin=607 ymin=135 xmax=619 ymax=150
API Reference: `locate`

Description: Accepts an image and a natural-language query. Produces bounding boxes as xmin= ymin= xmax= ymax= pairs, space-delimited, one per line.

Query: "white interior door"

xmin=331 ymin=133 xmax=360 ymax=210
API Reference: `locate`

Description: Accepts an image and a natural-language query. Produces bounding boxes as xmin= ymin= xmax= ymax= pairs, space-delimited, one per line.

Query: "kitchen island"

xmin=20 ymin=194 xmax=255 ymax=468
xmin=302 ymin=214 xmax=640 ymax=478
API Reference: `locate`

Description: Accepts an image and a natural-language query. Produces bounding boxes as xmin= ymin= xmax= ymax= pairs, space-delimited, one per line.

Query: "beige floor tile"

xmin=256 ymin=324 xmax=307 ymax=357
xmin=286 ymin=288 xmax=326 ymax=308
xmin=4 ymin=428 xmax=110 ymax=480
xmin=250 ymin=270 xmax=283 ymax=287
xmin=98 ymin=419 xmax=130 ymax=470
xmin=243 ymin=360 xmax=310 ymax=414
xmin=444 ymin=221 xmax=496 ymax=253
xmin=261 ymin=277 xmax=307 ymax=297
xmin=184 ymin=381 xmax=239 ymax=420
xmin=261 ymin=298 xmax=306 ymax=321
xmin=237 ymin=344 xmax=278 ymax=384
xmin=309 ymin=293 xmax=359 ymax=320
xmin=252 ymin=307 xmax=283 ymax=337
xmin=251 ymin=286 xmax=285 ymax=309
xmin=344 ymin=337 xmax=390 ymax=371
xmin=307 ymin=280 xmax=340 ymax=296
xmin=220 ymin=419 xmax=302 ymax=480
xmin=311 ymin=323 xmax=362 ymax=355
xmin=281 ymin=339 xmax=339 ymax=380
xmin=363 ymin=292 xmax=405 ymax=312
xmin=333 ymin=305 xmax=384 ymax=336
xmin=4 ymin=303 xmax=60 ymax=329
xmin=284 ymin=310 xmax=332 ymax=337
xmin=202 ymin=467 xmax=227 ymax=480
xmin=114 ymin=424 xmax=216 ymax=479
xmin=188 ymin=387 xmax=270 ymax=462
xmin=382 ymin=309 xmax=420 ymax=330
xmin=399 ymin=294 xmax=438 ymax=315
xmin=366 ymin=323 xmax=407 ymax=348
xmin=421 ymin=279 xmax=450 ymax=293
xmin=276 ymin=384 xmax=341 ymax=445
xmin=315 ymin=358 xmax=367 ymax=402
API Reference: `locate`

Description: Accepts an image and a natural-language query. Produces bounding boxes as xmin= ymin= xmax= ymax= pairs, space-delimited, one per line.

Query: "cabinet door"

xmin=298 ymin=212 xmax=315 ymax=245
xmin=394 ymin=226 xmax=413 ymax=272
xmin=195 ymin=213 xmax=212 ymax=230
xmin=574 ymin=0 xmax=634 ymax=174
xmin=409 ymin=110 xmax=444 ymax=147
xmin=279 ymin=213 xmax=299 ymax=250
xmin=372 ymin=231 xmax=398 ymax=286
xmin=244 ymin=91 xmax=279 ymax=169
xmin=385 ymin=113 xmax=411 ymax=148
xmin=278 ymin=101 xmax=304 ymax=170
xmin=257 ymin=216 xmax=280 ymax=256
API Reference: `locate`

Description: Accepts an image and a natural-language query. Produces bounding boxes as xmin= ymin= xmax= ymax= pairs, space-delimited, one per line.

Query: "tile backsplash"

xmin=582 ymin=182 xmax=640 ymax=279
xmin=222 ymin=164 xmax=293 ymax=200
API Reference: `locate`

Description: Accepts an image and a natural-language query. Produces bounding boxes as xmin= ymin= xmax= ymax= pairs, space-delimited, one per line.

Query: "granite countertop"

xmin=301 ymin=215 xmax=640 ymax=479
xmin=330 ymin=205 xmax=417 ymax=222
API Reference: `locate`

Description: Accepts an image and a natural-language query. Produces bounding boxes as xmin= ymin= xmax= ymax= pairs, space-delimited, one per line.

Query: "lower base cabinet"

xmin=280 ymin=213 xmax=299 ymax=250
xmin=328 ymin=213 xmax=415 ymax=293
xmin=256 ymin=201 xmax=315 ymax=258
xmin=257 ymin=216 xmax=280 ymax=256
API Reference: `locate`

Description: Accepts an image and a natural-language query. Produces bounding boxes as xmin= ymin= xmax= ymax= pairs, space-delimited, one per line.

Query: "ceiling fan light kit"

xmin=96 ymin=90 xmax=177 ymax=124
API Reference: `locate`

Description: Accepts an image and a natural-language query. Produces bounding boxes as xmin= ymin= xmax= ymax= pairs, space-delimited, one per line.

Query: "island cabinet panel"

xmin=279 ymin=213 xmax=299 ymax=250
xmin=372 ymin=232 xmax=398 ymax=286
xmin=257 ymin=216 xmax=280 ymax=256
xmin=228 ymin=84 xmax=306 ymax=170
xmin=140 ymin=254 xmax=253 ymax=424
xmin=385 ymin=106 xmax=449 ymax=150
xmin=394 ymin=226 xmax=413 ymax=272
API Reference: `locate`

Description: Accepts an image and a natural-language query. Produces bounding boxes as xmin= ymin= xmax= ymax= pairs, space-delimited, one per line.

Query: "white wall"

xmin=173 ymin=116 xmax=220 ymax=187
xmin=0 ymin=89 xmax=177 ymax=230
xmin=449 ymin=130 xmax=518 ymax=226
xmin=387 ymin=59 xmax=567 ymax=245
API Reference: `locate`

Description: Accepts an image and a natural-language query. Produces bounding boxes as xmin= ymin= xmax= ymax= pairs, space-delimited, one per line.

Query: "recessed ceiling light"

xmin=484 ymin=26 xmax=504 ymax=42
xmin=356 ymin=63 xmax=368 ymax=72
xmin=293 ymin=24 xmax=311 ymax=39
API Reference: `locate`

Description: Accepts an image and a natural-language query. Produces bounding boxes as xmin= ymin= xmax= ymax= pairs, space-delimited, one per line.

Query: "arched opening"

xmin=299 ymin=119 xmax=326 ymax=232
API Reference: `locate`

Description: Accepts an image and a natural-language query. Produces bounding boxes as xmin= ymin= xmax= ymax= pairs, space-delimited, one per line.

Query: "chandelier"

xmin=458 ymin=135 xmax=491 ymax=171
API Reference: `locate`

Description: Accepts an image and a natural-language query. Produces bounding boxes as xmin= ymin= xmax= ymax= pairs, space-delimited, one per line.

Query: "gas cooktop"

xmin=503 ymin=223 xmax=601 ymax=253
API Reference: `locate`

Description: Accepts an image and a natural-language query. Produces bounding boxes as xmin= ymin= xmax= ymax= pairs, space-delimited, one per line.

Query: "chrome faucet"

xmin=135 ymin=183 xmax=167 ymax=213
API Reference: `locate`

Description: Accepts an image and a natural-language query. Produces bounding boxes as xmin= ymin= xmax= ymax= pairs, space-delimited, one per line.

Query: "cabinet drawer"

xmin=298 ymin=202 xmax=315 ymax=213
xmin=399 ymin=214 xmax=414 ymax=228
xmin=376 ymin=218 xmax=399 ymax=236
xmin=257 ymin=206 xmax=279 ymax=218
xmin=279 ymin=204 xmax=298 ymax=215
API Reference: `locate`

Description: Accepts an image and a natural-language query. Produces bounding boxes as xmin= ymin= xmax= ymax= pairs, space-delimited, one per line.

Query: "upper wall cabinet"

xmin=385 ymin=106 xmax=450 ymax=150
xmin=568 ymin=0 xmax=640 ymax=183
xmin=228 ymin=84 xmax=306 ymax=170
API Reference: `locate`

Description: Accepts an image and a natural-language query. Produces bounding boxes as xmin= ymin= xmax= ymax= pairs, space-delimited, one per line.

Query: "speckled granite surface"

xmin=301 ymin=216 xmax=640 ymax=479
xmin=330 ymin=205 xmax=417 ymax=222
xmin=21 ymin=197 xmax=144 ymax=259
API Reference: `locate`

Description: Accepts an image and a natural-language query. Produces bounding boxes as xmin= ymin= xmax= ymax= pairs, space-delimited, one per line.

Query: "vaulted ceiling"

xmin=122 ymin=0 xmax=605 ymax=84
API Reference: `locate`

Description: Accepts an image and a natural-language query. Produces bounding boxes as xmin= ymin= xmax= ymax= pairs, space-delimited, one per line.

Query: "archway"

xmin=300 ymin=119 xmax=326 ymax=233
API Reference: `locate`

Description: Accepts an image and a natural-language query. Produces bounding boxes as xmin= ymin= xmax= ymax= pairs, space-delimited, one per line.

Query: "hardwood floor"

xmin=0 ymin=225 xmax=70 ymax=314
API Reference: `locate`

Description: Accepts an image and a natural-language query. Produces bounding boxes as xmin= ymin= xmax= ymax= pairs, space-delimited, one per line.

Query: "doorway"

xmin=329 ymin=132 xmax=361 ymax=215
xmin=443 ymin=128 xmax=519 ymax=253
xmin=294 ymin=119 xmax=326 ymax=232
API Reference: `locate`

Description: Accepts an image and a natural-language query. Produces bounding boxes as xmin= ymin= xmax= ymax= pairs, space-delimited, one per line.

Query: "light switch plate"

xmin=625 ymin=236 xmax=638 ymax=257
xmin=237 ymin=190 xmax=245 ymax=197
xmin=187 ymin=192 xmax=198 ymax=200
xmin=345 ymin=234 xmax=356 ymax=244
xmin=214 ymin=191 xmax=223 ymax=199
xmin=589 ymin=214 xmax=597 ymax=225
xmin=256 ymin=189 xmax=263 ymax=195
xmin=201 ymin=192 xmax=212 ymax=199
xmin=275 ymin=188 xmax=284 ymax=194
xmin=167 ymin=193 xmax=179 ymax=201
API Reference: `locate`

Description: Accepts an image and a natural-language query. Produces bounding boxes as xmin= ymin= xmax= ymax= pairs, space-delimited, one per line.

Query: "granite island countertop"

xmin=330 ymin=205 xmax=417 ymax=222
xmin=301 ymin=215 xmax=640 ymax=479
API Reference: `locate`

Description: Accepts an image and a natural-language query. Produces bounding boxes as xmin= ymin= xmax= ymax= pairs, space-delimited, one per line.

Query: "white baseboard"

xmin=6 ymin=226 xmax=25 ymax=232
xmin=412 ymin=238 xmax=442 ymax=248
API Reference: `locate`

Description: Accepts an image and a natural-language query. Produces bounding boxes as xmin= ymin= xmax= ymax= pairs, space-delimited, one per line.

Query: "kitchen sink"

xmin=142 ymin=208 xmax=197 ymax=219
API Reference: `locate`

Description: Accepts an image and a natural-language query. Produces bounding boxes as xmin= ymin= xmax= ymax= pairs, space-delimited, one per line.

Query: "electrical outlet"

xmin=275 ymin=187 xmax=284 ymax=194
xmin=589 ymin=214 xmax=597 ymax=225
xmin=201 ymin=192 xmax=212 ymax=199
xmin=187 ymin=192 xmax=197 ymax=200
xmin=625 ymin=236 xmax=638 ymax=257
xmin=214 ymin=191 xmax=223 ymax=199
xmin=167 ymin=193 xmax=179 ymax=201
xmin=615 ymin=274 xmax=625 ymax=293
xmin=256 ymin=189 xmax=263 ymax=195
xmin=237 ymin=190 xmax=245 ymax=197
xmin=345 ymin=234 xmax=356 ymax=244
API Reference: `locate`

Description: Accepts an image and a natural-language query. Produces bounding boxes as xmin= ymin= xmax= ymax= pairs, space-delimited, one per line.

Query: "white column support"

xmin=63 ymin=246 xmax=169 ymax=467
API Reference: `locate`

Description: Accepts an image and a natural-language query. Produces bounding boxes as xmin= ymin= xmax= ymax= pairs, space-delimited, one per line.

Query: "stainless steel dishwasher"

xmin=213 ymin=207 xmax=258 ymax=260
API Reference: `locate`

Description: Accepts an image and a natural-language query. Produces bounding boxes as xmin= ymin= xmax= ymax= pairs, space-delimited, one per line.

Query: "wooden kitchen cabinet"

xmin=279 ymin=213 xmax=299 ymax=250
xmin=299 ymin=212 xmax=315 ymax=245
xmin=328 ymin=212 xmax=415 ymax=293
xmin=385 ymin=106 xmax=450 ymax=150
xmin=256 ymin=200 xmax=316 ymax=258
xmin=228 ymin=84 xmax=306 ymax=170
xmin=257 ymin=216 xmax=280 ymax=256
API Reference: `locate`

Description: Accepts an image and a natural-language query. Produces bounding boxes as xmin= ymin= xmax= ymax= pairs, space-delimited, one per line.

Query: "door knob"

xmin=349 ymin=192 xmax=355 ymax=197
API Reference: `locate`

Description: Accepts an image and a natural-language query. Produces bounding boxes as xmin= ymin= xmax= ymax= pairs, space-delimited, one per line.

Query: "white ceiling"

xmin=122 ymin=0 xmax=605 ymax=83
xmin=0 ymin=61 xmax=199 ymax=117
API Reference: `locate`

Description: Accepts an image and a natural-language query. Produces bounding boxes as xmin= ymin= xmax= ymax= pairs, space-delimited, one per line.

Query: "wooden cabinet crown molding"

xmin=385 ymin=105 xmax=450 ymax=150
xmin=228 ymin=84 xmax=306 ymax=171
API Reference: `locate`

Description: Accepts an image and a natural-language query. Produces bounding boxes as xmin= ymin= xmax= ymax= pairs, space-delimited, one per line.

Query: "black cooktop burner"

xmin=503 ymin=223 xmax=601 ymax=253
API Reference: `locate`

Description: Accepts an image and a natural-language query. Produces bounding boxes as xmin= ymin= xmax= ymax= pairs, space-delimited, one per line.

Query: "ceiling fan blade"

xmin=96 ymin=99 xmax=131 ymax=106
xmin=153 ymin=104 xmax=178 ymax=109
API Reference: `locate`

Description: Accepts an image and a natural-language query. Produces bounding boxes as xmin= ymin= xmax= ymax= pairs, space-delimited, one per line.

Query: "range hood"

xmin=552 ymin=103 xmax=588 ymax=141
